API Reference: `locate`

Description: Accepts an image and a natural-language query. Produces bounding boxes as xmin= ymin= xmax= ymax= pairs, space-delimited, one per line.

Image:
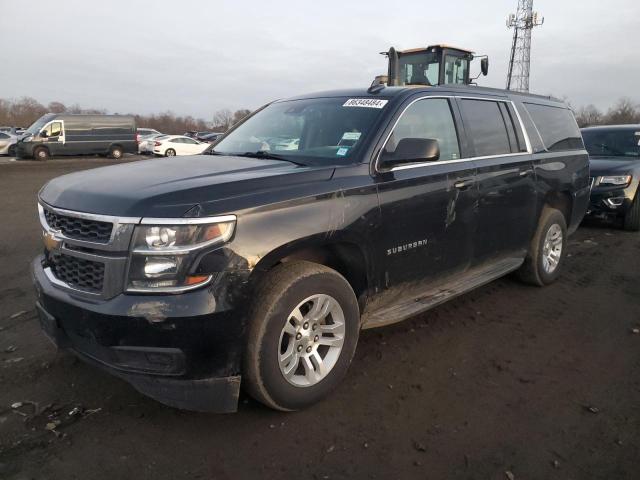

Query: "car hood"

xmin=39 ymin=155 xmax=335 ymax=217
xmin=589 ymin=157 xmax=640 ymax=176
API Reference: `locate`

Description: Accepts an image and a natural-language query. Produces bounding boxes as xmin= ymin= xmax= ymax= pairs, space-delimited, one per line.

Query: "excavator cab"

xmin=379 ymin=45 xmax=488 ymax=87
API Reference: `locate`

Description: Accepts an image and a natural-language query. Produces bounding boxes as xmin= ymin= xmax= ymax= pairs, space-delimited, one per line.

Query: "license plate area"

xmin=36 ymin=302 xmax=67 ymax=347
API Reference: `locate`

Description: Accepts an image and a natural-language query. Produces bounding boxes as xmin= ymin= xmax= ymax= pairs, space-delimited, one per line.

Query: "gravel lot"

xmin=0 ymin=157 xmax=639 ymax=479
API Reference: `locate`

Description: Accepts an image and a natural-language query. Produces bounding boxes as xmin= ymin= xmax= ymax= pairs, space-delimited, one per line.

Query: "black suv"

xmin=32 ymin=85 xmax=590 ymax=412
xmin=582 ymin=125 xmax=640 ymax=230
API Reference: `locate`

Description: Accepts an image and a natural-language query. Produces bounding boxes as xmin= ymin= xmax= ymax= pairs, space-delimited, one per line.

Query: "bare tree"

xmin=233 ymin=109 xmax=252 ymax=125
xmin=213 ymin=109 xmax=234 ymax=131
xmin=605 ymin=98 xmax=640 ymax=125
xmin=48 ymin=101 xmax=67 ymax=114
xmin=575 ymin=104 xmax=603 ymax=127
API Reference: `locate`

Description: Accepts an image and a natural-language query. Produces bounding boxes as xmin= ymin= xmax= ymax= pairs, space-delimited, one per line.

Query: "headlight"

xmin=21 ymin=134 xmax=33 ymax=142
xmin=597 ymin=175 xmax=631 ymax=187
xmin=126 ymin=216 xmax=236 ymax=292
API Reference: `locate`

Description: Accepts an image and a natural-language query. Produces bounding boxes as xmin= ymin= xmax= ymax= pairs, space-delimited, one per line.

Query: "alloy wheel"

xmin=278 ymin=294 xmax=346 ymax=387
xmin=542 ymin=223 xmax=563 ymax=274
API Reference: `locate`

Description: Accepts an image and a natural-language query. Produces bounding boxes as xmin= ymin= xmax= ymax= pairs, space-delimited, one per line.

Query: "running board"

xmin=361 ymin=257 xmax=525 ymax=330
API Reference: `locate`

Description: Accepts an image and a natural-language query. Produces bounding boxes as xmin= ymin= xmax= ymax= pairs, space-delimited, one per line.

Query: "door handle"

xmin=454 ymin=180 xmax=474 ymax=189
xmin=519 ymin=169 xmax=532 ymax=177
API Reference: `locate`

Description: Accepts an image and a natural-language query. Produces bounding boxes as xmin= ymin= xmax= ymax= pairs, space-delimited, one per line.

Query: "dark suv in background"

xmin=582 ymin=125 xmax=640 ymax=230
xmin=32 ymin=84 xmax=589 ymax=413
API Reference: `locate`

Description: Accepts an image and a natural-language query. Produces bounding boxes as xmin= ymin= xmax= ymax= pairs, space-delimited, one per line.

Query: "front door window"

xmin=43 ymin=122 xmax=63 ymax=138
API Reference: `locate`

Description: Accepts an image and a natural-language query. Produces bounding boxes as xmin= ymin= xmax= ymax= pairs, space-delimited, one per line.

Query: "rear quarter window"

xmin=524 ymin=103 xmax=583 ymax=152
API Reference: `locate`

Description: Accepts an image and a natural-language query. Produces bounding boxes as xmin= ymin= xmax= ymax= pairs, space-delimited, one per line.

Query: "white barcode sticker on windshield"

xmin=343 ymin=98 xmax=388 ymax=109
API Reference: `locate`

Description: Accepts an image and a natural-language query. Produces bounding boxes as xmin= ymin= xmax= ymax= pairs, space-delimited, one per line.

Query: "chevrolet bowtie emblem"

xmin=42 ymin=231 xmax=61 ymax=251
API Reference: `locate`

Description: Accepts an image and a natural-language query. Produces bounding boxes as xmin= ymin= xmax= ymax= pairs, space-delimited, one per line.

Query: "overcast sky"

xmin=1 ymin=0 xmax=638 ymax=120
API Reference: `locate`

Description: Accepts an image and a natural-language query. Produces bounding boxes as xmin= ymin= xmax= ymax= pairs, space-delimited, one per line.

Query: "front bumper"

xmin=587 ymin=186 xmax=635 ymax=217
xmin=32 ymin=256 xmax=244 ymax=413
xmin=16 ymin=142 xmax=34 ymax=159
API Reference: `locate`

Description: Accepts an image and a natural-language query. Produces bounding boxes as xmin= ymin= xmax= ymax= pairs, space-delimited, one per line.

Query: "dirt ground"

xmin=0 ymin=157 xmax=638 ymax=480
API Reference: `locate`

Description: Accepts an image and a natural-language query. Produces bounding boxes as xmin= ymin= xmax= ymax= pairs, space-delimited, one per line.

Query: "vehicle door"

xmin=182 ymin=137 xmax=203 ymax=154
xmin=168 ymin=137 xmax=184 ymax=154
xmin=40 ymin=121 xmax=66 ymax=156
xmin=456 ymin=97 xmax=535 ymax=264
xmin=375 ymin=96 xmax=478 ymax=291
xmin=0 ymin=133 xmax=10 ymax=153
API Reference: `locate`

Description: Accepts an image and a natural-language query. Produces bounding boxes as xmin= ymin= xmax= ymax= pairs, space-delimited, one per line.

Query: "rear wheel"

xmin=623 ymin=193 xmax=640 ymax=231
xmin=8 ymin=145 xmax=16 ymax=157
xmin=33 ymin=146 xmax=49 ymax=161
xmin=243 ymin=261 xmax=360 ymax=411
xmin=109 ymin=145 xmax=124 ymax=159
xmin=517 ymin=207 xmax=567 ymax=286
xmin=165 ymin=148 xmax=176 ymax=157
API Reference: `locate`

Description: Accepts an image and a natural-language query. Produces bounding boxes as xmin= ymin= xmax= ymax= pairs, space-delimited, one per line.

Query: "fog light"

xmin=604 ymin=197 xmax=625 ymax=208
xmin=144 ymin=257 xmax=178 ymax=278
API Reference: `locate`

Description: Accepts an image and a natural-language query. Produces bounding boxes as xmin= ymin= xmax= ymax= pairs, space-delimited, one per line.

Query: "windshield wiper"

xmin=236 ymin=151 xmax=306 ymax=166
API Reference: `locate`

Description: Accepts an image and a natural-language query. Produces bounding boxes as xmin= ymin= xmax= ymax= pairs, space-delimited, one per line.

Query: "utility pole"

xmin=506 ymin=0 xmax=544 ymax=92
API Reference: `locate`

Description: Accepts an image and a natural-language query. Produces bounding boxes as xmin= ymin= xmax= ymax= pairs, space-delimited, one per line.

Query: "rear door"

xmin=457 ymin=97 xmax=535 ymax=264
xmin=375 ymin=96 xmax=478 ymax=291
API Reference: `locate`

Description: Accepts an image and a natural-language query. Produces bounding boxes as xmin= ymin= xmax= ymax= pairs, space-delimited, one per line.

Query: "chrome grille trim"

xmin=38 ymin=202 xmax=140 ymax=298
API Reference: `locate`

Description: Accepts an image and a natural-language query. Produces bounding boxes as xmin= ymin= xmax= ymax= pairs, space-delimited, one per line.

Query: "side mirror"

xmin=380 ymin=138 xmax=440 ymax=168
xmin=40 ymin=130 xmax=48 ymax=138
xmin=481 ymin=57 xmax=489 ymax=76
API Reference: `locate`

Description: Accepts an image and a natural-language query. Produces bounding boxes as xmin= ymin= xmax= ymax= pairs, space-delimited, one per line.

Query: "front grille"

xmin=44 ymin=209 xmax=113 ymax=243
xmin=49 ymin=252 xmax=105 ymax=293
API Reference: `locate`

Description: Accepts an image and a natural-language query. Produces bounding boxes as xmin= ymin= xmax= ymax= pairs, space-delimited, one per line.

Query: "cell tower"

xmin=506 ymin=0 xmax=544 ymax=92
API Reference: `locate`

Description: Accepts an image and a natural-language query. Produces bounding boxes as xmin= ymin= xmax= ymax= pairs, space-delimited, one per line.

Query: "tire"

xmin=109 ymin=145 xmax=124 ymax=159
xmin=33 ymin=146 xmax=50 ymax=161
xmin=165 ymin=148 xmax=176 ymax=157
xmin=243 ymin=261 xmax=360 ymax=411
xmin=8 ymin=145 xmax=16 ymax=157
xmin=623 ymin=193 xmax=640 ymax=231
xmin=517 ymin=207 xmax=567 ymax=286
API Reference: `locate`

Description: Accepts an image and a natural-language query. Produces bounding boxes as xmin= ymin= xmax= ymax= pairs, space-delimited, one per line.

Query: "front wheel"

xmin=517 ymin=207 xmax=567 ymax=286
xmin=109 ymin=145 xmax=124 ymax=159
xmin=243 ymin=261 xmax=360 ymax=411
xmin=8 ymin=145 xmax=16 ymax=157
xmin=33 ymin=146 xmax=50 ymax=161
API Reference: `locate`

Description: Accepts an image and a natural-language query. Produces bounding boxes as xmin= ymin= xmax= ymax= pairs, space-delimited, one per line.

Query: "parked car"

xmin=185 ymin=130 xmax=214 ymax=140
xmin=582 ymin=124 xmax=640 ymax=230
xmin=0 ymin=126 xmax=26 ymax=136
xmin=32 ymin=84 xmax=589 ymax=413
xmin=0 ymin=132 xmax=18 ymax=156
xmin=199 ymin=132 xmax=223 ymax=143
xmin=138 ymin=133 xmax=167 ymax=154
xmin=136 ymin=128 xmax=162 ymax=143
xmin=17 ymin=114 xmax=137 ymax=160
xmin=152 ymin=135 xmax=209 ymax=157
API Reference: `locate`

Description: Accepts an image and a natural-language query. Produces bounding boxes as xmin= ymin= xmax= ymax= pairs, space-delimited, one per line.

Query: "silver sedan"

xmin=0 ymin=132 xmax=17 ymax=156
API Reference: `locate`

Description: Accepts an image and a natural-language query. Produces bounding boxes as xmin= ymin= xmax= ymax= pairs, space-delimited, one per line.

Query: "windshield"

xmin=583 ymin=129 xmax=640 ymax=158
xmin=25 ymin=114 xmax=56 ymax=135
xmin=211 ymin=97 xmax=388 ymax=164
xmin=398 ymin=52 xmax=440 ymax=86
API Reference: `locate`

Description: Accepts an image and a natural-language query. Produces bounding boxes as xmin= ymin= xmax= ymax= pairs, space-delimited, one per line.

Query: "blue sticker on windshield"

xmin=336 ymin=147 xmax=349 ymax=157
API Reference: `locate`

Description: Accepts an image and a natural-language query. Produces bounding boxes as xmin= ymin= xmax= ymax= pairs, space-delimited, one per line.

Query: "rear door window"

xmin=459 ymin=99 xmax=512 ymax=157
xmin=524 ymin=103 xmax=583 ymax=151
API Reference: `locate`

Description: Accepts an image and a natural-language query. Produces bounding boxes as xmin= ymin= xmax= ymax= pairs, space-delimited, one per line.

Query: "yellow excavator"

xmin=373 ymin=44 xmax=488 ymax=89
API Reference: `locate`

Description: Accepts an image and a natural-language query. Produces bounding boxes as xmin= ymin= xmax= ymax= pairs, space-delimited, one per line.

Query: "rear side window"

xmin=524 ymin=103 xmax=583 ymax=151
xmin=459 ymin=99 xmax=512 ymax=156
xmin=0 ymin=133 xmax=8 ymax=139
